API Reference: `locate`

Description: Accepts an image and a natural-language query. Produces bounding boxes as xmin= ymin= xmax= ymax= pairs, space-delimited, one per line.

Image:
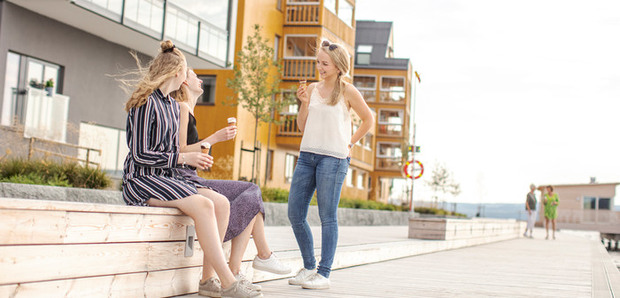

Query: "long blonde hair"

xmin=170 ymin=78 xmax=190 ymax=104
xmin=319 ymin=40 xmax=350 ymax=106
xmin=122 ymin=40 xmax=186 ymax=112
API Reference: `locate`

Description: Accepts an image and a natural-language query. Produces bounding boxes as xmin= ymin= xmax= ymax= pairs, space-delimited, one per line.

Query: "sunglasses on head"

xmin=321 ymin=40 xmax=338 ymax=51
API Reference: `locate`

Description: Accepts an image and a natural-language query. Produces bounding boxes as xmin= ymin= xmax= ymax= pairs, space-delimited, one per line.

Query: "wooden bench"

xmin=408 ymin=217 xmax=525 ymax=240
xmin=0 ymin=197 xmax=252 ymax=297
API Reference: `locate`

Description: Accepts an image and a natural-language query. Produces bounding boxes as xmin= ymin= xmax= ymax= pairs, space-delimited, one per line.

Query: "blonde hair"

xmin=169 ymin=72 xmax=190 ymax=104
xmin=319 ymin=40 xmax=350 ymax=106
xmin=122 ymin=40 xmax=186 ymax=112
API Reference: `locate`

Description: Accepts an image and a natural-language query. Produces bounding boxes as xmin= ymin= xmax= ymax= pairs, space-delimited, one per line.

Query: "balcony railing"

xmin=24 ymin=88 xmax=69 ymax=143
xmin=73 ymin=0 xmax=229 ymax=66
xmin=285 ymin=1 xmax=321 ymax=25
xmin=375 ymin=157 xmax=402 ymax=171
xmin=277 ymin=114 xmax=302 ymax=136
xmin=283 ymin=59 xmax=317 ymax=81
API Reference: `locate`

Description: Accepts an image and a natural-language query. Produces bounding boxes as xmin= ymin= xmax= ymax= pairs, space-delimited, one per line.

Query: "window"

xmin=584 ymin=196 xmax=611 ymax=210
xmin=599 ymin=198 xmax=611 ymax=210
xmin=377 ymin=142 xmax=402 ymax=158
xmin=284 ymin=153 xmax=297 ymax=183
xmin=337 ymin=0 xmax=353 ymax=27
xmin=346 ymin=168 xmax=353 ymax=187
xmin=277 ymin=0 xmax=283 ymax=11
xmin=363 ymin=133 xmax=373 ymax=150
xmin=378 ymin=109 xmax=404 ymax=137
xmin=196 ymin=75 xmax=216 ymax=105
xmin=353 ymin=75 xmax=376 ymax=102
xmin=284 ymin=36 xmax=317 ymax=58
xmin=324 ymin=0 xmax=336 ymax=13
xmin=274 ymin=35 xmax=281 ymax=61
xmin=356 ymin=45 xmax=372 ymax=65
xmin=2 ymin=52 xmax=63 ymax=127
xmin=583 ymin=196 xmax=596 ymax=210
xmin=170 ymin=0 xmax=229 ymax=30
xmin=380 ymin=76 xmax=406 ymax=103
xmin=357 ymin=172 xmax=365 ymax=189
xmin=165 ymin=4 xmax=199 ymax=52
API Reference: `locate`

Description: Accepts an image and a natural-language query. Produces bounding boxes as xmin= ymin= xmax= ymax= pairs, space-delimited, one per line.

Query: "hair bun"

xmin=160 ymin=40 xmax=175 ymax=53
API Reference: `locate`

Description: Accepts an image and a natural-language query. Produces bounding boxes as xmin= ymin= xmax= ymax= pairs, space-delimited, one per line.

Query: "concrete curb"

xmin=0 ymin=182 xmax=409 ymax=226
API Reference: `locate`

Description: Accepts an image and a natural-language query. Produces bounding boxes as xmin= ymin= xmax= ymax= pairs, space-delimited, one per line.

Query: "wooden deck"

xmin=182 ymin=228 xmax=619 ymax=297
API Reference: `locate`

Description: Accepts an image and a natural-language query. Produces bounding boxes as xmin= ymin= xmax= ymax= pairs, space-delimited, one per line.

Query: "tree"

xmin=226 ymin=24 xmax=292 ymax=183
xmin=425 ymin=163 xmax=461 ymax=208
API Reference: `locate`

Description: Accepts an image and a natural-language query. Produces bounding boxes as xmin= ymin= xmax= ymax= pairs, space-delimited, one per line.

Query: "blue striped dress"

xmin=122 ymin=89 xmax=198 ymax=206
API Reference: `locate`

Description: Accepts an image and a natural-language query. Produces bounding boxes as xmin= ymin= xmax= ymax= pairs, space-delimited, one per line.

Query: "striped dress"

xmin=122 ymin=89 xmax=198 ymax=206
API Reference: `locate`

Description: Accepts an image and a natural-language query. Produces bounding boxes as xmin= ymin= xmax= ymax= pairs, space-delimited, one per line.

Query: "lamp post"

xmin=409 ymin=71 xmax=421 ymax=213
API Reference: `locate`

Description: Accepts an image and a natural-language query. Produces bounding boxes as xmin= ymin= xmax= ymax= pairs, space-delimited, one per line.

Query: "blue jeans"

xmin=287 ymin=151 xmax=350 ymax=278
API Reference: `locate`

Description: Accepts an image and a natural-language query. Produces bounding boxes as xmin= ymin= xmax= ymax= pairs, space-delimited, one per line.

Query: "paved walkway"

xmin=254 ymin=229 xmax=615 ymax=297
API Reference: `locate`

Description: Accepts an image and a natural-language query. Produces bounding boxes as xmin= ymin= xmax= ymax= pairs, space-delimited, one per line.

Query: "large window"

xmin=356 ymin=45 xmax=372 ymax=65
xmin=353 ymin=75 xmax=376 ymax=102
xmin=380 ymin=76 xmax=406 ymax=103
xmin=2 ymin=52 xmax=63 ymax=127
xmin=274 ymin=35 xmax=281 ymax=61
xmin=583 ymin=196 xmax=611 ymax=210
xmin=196 ymin=75 xmax=216 ymax=105
xmin=376 ymin=142 xmax=402 ymax=170
xmin=165 ymin=4 xmax=199 ymax=52
xmin=337 ymin=0 xmax=353 ymax=27
xmin=284 ymin=36 xmax=317 ymax=58
xmin=324 ymin=0 xmax=336 ymax=13
xmin=378 ymin=109 xmax=404 ymax=137
xmin=346 ymin=168 xmax=353 ymax=187
xmin=357 ymin=172 xmax=365 ymax=189
xmin=123 ymin=0 xmax=165 ymax=38
xmin=284 ymin=153 xmax=297 ymax=183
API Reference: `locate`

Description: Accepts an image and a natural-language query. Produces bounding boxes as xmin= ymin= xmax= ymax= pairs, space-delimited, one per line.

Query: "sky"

xmin=355 ymin=0 xmax=620 ymax=205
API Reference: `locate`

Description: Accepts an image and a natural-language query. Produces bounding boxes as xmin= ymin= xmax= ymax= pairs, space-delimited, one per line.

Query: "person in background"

xmin=543 ymin=185 xmax=559 ymax=240
xmin=171 ymin=68 xmax=291 ymax=296
xmin=287 ymin=40 xmax=374 ymax=290
xmin=524 ymin=184 xmax=537 ymax=238
xmin=121 ymin=41 xmax=261 ymax=298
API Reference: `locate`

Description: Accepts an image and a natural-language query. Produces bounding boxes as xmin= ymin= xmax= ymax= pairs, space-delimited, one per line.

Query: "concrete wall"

xmin=0 ymin=182 xmax=409 ymax=226
xmin=0 ymin=2 xmax=150 ymax=142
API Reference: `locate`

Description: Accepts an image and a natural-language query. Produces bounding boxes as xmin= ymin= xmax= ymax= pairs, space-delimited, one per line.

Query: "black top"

xmin=187 ymin=113 xmax=200 ymax=145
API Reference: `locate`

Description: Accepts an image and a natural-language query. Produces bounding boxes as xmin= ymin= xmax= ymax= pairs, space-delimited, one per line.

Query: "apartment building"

xmin=353 ymin=20 xmax=413 ymax=203
xmin=0 ymin=0 xmax=237 ymax=175
xmin=194 ymin=0 xmax=372 ymax=199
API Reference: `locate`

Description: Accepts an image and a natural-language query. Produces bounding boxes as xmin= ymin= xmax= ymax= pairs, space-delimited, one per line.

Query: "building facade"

xmin=0 ymin=0 xmax=238 ymax=175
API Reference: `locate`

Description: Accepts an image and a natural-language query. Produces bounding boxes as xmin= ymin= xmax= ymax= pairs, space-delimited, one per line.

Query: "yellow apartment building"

xmin=353 ymin=20 xmax=413 ymax=203
xmin=195 ymin=1 xmax=412 ymax=202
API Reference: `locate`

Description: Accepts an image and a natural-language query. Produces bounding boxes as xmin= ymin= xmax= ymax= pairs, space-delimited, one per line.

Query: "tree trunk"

xmin=251 ymin=116 xmax=258 ymax=183
xmin=264 ymin=106 xmax=274 ymax=187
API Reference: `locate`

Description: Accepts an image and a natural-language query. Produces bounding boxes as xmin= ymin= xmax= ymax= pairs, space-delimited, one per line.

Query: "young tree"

xmin=425 ymin=163 xmax=461 ymax=208
xmin=226 ymin=24 xmax=292 ymax=183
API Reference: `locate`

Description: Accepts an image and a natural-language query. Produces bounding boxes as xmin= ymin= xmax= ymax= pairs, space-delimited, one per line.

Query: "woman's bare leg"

xmin=552 ymin=219 xmax=556 ymax=239
xmin=196 ymin=188 xmax=230 ymax=279
xmin=545 ymin=218 xmax=549 ymax=239
xmin=229 ymin=215 xmax=257 ymax=275
xmin=147 ymin=196 xmax=236 ymax=288
xmin=251 ymin=213 xmax=272 ymax=259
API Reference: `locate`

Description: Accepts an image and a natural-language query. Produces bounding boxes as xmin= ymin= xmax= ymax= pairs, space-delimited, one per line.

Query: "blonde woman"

xmin=170 ymin=69 xmax=291 ymax=294
xmin=287 ymin=40 xmax=374 ymax=289
xmin=121 ymin=41 xmax=261 ymax=298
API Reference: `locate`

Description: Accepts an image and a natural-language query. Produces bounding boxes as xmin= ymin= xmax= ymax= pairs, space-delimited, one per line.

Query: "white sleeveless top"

xmin=299 ymin=86 xmax=351 ymax=159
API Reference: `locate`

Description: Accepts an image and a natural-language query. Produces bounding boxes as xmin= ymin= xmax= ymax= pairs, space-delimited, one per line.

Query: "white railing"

xmin=24 ymin=88 xmax=69 ymax=143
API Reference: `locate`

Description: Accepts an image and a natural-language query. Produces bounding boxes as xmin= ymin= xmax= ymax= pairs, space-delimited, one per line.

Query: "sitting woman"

xmin=170 ymin=68 xmax=291 ymax=293
xmin=121 ymin=41 xmax=261 ymax=298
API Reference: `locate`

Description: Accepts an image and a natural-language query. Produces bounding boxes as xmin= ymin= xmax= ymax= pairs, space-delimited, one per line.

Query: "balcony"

xmin=10 ymin=0 xmax=231 ymax=69
xmin=283 ymin=59 xmax=318 ymax=81
xmin=375 ymin=157 xmax=402 ymax=172
xmin=285 ymin=2 xmax=321 ymax=25
xmin=23 ymin=88 xmax=70 ymax=143
xmin=283 ymin=0 xmax=356 ymax=47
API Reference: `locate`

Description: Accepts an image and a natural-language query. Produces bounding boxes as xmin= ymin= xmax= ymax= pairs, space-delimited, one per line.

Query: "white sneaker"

xmin=301 ymin=273 xmax=330 ymax=290
xmin=235 ymin=273 xmax=262 ymax=292
xmin=252 ymin=253 xmax=292 ymax=275
xmin=288 ymin=268 xmax=316 ymax=286
xmin=221 ymin=280 xmax=263 ymax=298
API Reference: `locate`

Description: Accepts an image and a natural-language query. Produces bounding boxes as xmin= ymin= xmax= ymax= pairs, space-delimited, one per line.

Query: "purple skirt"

xmin=178 ymin=168 xmax=265 ymax=242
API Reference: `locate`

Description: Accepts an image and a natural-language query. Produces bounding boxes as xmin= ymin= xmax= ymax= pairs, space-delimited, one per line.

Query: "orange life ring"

xmin=403 ymin=160 xmax=424 ymax=179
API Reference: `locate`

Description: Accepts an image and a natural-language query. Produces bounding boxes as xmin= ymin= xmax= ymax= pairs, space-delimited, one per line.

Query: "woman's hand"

xmin=182 ymin=152 xmax=213 ymax=170
xmin=297 ymin=84 xmax=309 ymax=104
xmin=212 ymin=126 xmax=237 ymax=143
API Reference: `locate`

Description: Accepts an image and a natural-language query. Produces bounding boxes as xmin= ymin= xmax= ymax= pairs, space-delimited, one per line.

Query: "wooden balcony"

xmin=375 ymin=157 xmax=402 ymax=172
xmin=275 ymin=113 xmax=302 ymax=147
xmin=283 ymin=59 xmax=318 ymax=81
xmin=285 ymin=1 xmax=321 ymax=25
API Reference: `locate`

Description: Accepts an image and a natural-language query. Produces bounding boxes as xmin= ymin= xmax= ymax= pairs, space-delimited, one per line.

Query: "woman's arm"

xmin=178 ymin=102 xmax=191 ymax=152
xmin=345 ymin=83 xmax=374 ymax=146
xmin=296 ymin=83 xmax=314 ymax=132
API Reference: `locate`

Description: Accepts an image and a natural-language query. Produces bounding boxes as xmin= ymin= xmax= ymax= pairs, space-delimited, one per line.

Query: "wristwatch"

xmin=348 ymin=143 xmax=354 ymax=148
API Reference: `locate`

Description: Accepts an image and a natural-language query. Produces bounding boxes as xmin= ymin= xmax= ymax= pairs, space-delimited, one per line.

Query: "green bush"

xmin=0 ymin=158 xmax=110 ymax=189
xmin=260 ymin=187 xmax=406 ymax=212
xmin=414 ymin=206 xmax=467 ymax=218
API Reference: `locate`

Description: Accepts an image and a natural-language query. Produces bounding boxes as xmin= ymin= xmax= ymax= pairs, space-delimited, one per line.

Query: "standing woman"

xmin=171 ymin=69 xmax=291 ymax=293
xmin=287 ymin=40 xmax=374 ymax=290
xmin=121 ymin=41 xmax=261 ymax=298
xmin=543 ymin=185 xmax=559 ymax=240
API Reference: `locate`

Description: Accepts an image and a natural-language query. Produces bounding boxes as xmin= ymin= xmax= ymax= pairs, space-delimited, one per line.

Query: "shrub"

xmin=0 ymin=158 xmax=110 ymax=189
xmin=260 ymin=187 xmax=406 ymax=212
